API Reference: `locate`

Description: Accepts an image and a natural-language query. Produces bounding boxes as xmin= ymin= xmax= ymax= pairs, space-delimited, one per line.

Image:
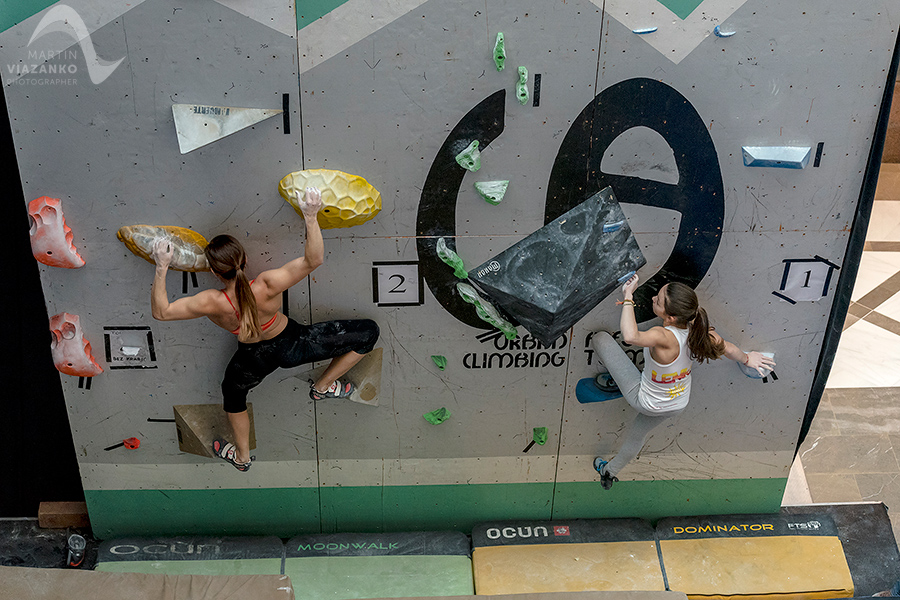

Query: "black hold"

xmin=533 ymin=73 xmax=542 ymax=107
xmin=470 ymin=187 xmax=645 ymax=345
xmin=523 ymin=440 xmax=536 ymax=453
xmin=814 ymin=142 xmax=824 ymax=167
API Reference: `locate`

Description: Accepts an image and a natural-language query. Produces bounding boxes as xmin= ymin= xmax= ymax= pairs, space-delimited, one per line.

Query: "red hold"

xmin=49 ymin=312 xmax=103 ymax=377
xmin=28 ymin=196 xmax=85 ymax=268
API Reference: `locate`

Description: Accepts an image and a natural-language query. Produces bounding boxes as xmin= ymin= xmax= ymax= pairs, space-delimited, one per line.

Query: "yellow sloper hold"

xmin=116 ymin=225 xmax=209 ymax=271
xmin=278 ymin=169 xmax=382 ymax=229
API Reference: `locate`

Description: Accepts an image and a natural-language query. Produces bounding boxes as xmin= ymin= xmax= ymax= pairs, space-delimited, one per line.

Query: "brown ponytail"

xmin=205 ymin=235 xmax=262 ymax=342
xmin=663 ymin=282 xmax=725 ymax=363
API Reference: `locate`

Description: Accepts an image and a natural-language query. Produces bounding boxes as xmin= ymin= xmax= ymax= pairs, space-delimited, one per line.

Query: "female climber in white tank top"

xmin=590 ymin=274 xmax=776 ymax=490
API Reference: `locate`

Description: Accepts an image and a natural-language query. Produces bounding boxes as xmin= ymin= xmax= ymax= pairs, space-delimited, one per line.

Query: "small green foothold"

xmin=431 ymin=355 xmax=447 ymax=370
xmin=424 ymin=407 xmax=451 ymax=425
xmin=517 ymin=66 xmax=529 ymax=105
xmin=456 ymin=282 xmax=518 ymax=340
xmin=533 ymin=427 xmax=548 ymax=445
xmin=436 ymin=237 xmax=468 ymax=279
xmin=474 ymin=181 xmax=509 ymax=205
xmin=455 ymin=140 xmax=481 ymax=172
xmin=493 ymin=32 xmax=506 ymax=71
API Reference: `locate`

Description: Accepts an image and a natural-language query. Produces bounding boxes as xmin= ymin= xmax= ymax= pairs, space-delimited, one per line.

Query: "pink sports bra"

xmin=221 ymin=280 xmax=277 ymax=335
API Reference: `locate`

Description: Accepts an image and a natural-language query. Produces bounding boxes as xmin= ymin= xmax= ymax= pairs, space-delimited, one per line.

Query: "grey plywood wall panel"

xmin=4 ymin=0 xmax=899 ymax=534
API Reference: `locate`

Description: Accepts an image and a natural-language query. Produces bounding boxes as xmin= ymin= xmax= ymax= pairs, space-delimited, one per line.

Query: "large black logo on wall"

xmin=416 ymin=78 xmax=724 ymax=328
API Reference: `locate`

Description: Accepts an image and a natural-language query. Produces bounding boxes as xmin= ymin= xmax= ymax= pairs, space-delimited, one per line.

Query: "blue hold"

xmin=617 ymin=270 xmax=636 ymax=284
xmin=576 ymin=376 xmax=623 ymax=404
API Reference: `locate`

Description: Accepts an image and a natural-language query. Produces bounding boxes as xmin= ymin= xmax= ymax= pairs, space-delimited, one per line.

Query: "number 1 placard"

xmin=774 ymin=256 xmax=840 ymax=303
xmin=372 ymin=261 xmax=424 ymax=306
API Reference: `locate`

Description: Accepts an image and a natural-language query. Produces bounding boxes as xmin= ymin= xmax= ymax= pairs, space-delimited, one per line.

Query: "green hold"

xmin=431 ymin=355 xmax=447 ymax=370
xmin=517 ymin=66 xmax=529 ymax=105
xmin=455 ymin=140 xmax=481 ymax=172
xmin=436 ymin=237 xmax=468 ymax=279
xmin=456 ymin=282 xmax=518 ymax=340
xmin=493 ymin=32 xmax=506 ymax=71
xmin=424 ymin=407 xmax=451 ymax=425
xmin=474 ymin=180 xmax=509 ymax=205
xmin=533 ymin=427 xmax=548 ymax=445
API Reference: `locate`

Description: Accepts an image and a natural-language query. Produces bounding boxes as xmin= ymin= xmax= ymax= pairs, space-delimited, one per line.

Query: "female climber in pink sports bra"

xmin=149 ymin=187 xmax=379 ymax=472
xmin=220 ymin=283 xmax=277 ymax=335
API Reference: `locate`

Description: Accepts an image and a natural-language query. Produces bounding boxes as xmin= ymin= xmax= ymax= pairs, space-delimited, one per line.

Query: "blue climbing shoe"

xmin=593 ymin=457 xmax=618 ymax=490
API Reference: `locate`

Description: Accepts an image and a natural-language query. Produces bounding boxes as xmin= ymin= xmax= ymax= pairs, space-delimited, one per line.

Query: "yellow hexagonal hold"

xmin=278 ymin=169 xmax=382 ymax=229
xmin=117 ymin=225 xmax=210 ymax=271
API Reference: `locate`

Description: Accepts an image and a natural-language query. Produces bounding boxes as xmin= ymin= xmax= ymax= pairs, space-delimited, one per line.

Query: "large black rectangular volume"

xmin=470 ymin=187 xmax=645 ymax=345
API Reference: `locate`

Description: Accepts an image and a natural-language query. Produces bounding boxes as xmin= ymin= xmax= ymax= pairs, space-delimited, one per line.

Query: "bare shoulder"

xmin=191 ymin=288 xmax=226 ymax=312
xmin=646 ymin=325 xmax=677 ymax=347
xmin=252 ymin=270 xmax=286 ymax=300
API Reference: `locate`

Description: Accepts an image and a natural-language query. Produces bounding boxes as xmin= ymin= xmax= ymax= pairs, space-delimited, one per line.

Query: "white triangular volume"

xmin=597 ymin=0 xmax=750 ymax=65
xmin=172 ymin=104 xmax=283 ymax=154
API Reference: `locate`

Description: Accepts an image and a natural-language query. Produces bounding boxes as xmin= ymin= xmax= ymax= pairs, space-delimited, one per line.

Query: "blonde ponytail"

xmin=233 ymin=267 xmax=261 ymax=342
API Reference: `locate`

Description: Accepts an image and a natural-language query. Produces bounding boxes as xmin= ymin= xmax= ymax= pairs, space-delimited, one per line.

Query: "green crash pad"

xmin=95 ymin=536 xmax=284 ymax=575
xmin=284 ymin=531 xmax=473 ymax=599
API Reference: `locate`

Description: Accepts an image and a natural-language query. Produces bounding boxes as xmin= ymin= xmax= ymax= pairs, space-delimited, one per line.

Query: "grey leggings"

xmin=591 ymin=331 xmax=684 ymax=478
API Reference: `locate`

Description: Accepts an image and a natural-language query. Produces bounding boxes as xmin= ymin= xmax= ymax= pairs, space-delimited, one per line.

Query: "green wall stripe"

xmin=297 ymin=0 xmax=351 ymax=31
xmin=85 ymin=488 xmax=321 ymax=539
xmin=552 ymin=478 xmax=787 ymax=522
xmin=319 ymin=483 xmax=555 ymax=533
xmin=0 ymin=0 xmax=56 ymax=33
xmin=86 ymin=478 xmax=786 ymax=538
xmin=655 ymin=0 xmax=706 ymax=20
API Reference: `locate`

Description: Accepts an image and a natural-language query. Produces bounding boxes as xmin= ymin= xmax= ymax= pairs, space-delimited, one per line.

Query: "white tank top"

xmin=638 ymin=326 xmax=692 ymax=414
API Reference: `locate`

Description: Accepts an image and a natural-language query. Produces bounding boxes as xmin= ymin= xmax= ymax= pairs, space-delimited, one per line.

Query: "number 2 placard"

xmin=372 ymin=261 xmax=424 ymax=306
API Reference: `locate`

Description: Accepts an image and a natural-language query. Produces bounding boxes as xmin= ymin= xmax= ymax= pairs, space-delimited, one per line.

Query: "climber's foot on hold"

xmin=593 ymin=457 xmax=618 ymax=490
xmin=594 ymin=372 xmax=620 ymax=393
xmin=213 ymin=438 xmax=252 ymax=472
xmin=310 ymin=379 xmax=355 ymax=400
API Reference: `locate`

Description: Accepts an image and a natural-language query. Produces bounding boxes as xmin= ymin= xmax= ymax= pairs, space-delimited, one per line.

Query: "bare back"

xmin=207 ymin=278 xmax=288 ymax=342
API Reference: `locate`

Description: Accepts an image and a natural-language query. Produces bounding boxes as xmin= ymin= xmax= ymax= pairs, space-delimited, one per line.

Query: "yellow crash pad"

xmin=657 ymin=514 xmax=853 ymax=600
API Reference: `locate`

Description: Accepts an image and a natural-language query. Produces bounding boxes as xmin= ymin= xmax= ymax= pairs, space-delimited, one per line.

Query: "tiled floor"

xmin=794 ymin=163 xmax=900 ymax=543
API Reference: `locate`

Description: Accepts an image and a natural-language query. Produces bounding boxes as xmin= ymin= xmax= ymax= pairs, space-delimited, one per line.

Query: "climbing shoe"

xmin=593 ymin=457 xmax=618 ymax=490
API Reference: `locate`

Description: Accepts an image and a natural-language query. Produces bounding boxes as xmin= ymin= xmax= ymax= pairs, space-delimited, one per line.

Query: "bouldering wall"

xmin=3 ymin=0 xmax=898 ymax=536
